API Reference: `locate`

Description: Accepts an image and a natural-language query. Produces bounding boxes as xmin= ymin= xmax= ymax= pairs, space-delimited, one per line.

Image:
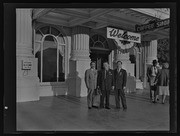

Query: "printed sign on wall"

xmin=22 ymin=60 xmax=32 ymax=70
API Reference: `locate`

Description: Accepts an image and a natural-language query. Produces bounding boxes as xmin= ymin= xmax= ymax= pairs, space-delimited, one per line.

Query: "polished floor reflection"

xmin=17 ymin=92 xmax=169 ymax=131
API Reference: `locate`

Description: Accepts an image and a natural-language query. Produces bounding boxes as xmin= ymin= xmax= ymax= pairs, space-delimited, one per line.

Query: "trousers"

xmin=87 ymin=89 xmax=95 ymax=107
xmin=100 ymin=89 xmax=110 ymax=108
xmin=114 ymin=89 xmax=127 ymax=109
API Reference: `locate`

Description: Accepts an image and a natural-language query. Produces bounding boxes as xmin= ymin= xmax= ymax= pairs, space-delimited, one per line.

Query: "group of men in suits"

xmin=85 ymin=61 xmax=127 ymax=111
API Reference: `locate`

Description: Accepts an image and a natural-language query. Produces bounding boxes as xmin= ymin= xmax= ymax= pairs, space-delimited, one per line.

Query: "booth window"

xmin=34 ymin=26 xmax=65 ymax=82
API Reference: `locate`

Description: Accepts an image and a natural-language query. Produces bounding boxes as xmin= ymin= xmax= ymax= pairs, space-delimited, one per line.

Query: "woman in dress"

xmin=154 ymin=62 xmax=169 ymax=104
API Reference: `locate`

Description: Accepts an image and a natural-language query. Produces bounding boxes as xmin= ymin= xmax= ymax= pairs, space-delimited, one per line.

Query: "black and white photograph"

xmin=4 ymin=3 xmax=177 ymax=133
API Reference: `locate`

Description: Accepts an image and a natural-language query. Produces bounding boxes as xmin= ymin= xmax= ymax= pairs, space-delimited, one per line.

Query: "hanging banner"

xmin=107 ymin=27 xmax=141 ymax=43
xmin=113 ymin=40 xmax=135 ymax=53
xmin=135 ymin=18 xmax=170 ymax=32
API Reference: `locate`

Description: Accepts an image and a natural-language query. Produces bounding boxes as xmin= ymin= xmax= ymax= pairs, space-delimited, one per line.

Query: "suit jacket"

xmin=114 ymin=68 xmax=127 ymax=89
xmin=85 ymin=69 xmax=98 ymax=90
xmin=97 ymin=69 xmax=114 ymax=91
xmin=147 ymin=66 xmax=158 ymax=82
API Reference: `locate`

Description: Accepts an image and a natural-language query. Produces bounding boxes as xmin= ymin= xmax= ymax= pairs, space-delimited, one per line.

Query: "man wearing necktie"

xmin=85 ymin=61 xmax=98 ymax=109
xmin=97 ymin=62 xmax=114 ymax=109
xmin=114 ymin=61 xmax=127 ymax=111
xmin=147 ymin=60 xmax=158 ymax=103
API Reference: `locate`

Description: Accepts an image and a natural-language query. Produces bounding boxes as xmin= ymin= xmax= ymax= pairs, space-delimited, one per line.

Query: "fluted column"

xmin=67 ymin=26 xmax=91 ymax=97
xmin=135 ymin=47 xmax=140 ymax=79
xmin=70 ymin=26 xmax=90 ymax=61
xmin=143 ymin=40 xmax=157 ymax=89
xmin=136 ymin=52 xmax=140 ymax=79
xmin=16 ymin=9 xmax=39 ymax=102
xmin=16 ymin=9 xmax=33 ymax=56
xmin=146 ymin=40 xmax=157 ymax=65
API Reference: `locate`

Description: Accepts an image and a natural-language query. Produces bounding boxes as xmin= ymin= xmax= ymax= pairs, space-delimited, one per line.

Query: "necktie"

xmin=105 ymin=70 xmax=107 ymax=79
xmin=154 ymin=67 xmax=157 ymax=74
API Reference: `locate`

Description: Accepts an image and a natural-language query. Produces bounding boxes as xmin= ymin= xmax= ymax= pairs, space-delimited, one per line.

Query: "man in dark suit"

xmin=97 ymin=62 xmax=114 ymax=109
xmin=114 ymin=61 xmax=127 ymax=111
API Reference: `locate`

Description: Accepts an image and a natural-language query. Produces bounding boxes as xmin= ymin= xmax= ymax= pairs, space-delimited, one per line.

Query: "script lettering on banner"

xmin=107 ymin=27 xmax=141 ymax=43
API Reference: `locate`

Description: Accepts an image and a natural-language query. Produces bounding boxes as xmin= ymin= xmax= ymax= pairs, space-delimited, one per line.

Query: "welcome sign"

xmin=107 ymin=27 xmax=141 ymax=43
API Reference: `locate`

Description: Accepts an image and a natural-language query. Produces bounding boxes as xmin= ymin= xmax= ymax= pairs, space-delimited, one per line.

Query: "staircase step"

xmin=136 ymin=80 xmax=143 ymax=89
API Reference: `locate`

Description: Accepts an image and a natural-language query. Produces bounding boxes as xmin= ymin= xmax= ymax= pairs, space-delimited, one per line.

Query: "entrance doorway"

xmin=89 ymin=34 xmax=111 ymax=71
xmin=90 ymin=49 xmax=110 ymax=71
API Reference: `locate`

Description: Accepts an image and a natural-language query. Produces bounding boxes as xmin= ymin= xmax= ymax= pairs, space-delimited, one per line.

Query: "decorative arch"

xmin=90 ymin=34 xmax=109 ymax=50
xmin=34 ymin=23 xmax=68 ymax=38
xmin=34 ymin=24 xmax=67 ymax=82
xmin=34 ymin=23 xmax=68 ymax=51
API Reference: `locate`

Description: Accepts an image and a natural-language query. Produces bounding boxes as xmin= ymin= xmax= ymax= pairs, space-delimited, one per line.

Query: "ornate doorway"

xmin=89 ymin=34 xmax=110 ymax=71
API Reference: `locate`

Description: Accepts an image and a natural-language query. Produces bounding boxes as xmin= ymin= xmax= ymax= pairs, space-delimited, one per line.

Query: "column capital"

xmin=70 ymin=26 xmax=90 ymax=61
xmin=150 ymin=39 xmax=158 ymax=42
xmin=72 ymin=26 xmax=90 ymax=35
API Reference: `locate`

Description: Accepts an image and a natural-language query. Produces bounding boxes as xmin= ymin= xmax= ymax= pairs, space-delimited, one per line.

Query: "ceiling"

xmin=32 ymin=8 xmax=170 ymax=40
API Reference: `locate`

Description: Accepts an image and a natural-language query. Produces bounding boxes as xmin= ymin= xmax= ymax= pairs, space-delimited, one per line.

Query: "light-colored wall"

xmin=16 ymin=9 xmax=40 ymax=102
xmin=17 ymin=57 xmax=40 ymax=102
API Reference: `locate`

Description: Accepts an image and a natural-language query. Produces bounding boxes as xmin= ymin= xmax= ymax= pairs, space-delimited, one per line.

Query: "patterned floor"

xmin=17 ymin=92 xmax=169 ymax=131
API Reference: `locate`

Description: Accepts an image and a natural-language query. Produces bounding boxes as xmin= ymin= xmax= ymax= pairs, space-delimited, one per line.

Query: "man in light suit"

xmin=114 ymin=61 xmax=127 ymax=111
xmin=85 ymin=61 xmax=98 ymax=109
xmin=97 ymin=62 xmax=114 ymax=109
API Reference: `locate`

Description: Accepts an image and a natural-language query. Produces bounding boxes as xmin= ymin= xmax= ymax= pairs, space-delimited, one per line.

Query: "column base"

xmin=126 ymin=75 xmax=136 ymax=93
xmin=17 ymin=76 xmax=40 ymax=102
xmin=143 ymin=76 xmax=148 ymax=89
xmin=122 ymin=63 xmax=135 ymax=77
xmin=16 ymin=56 xmax=40 ymax=102
xmin=67 ymin=59 xmax=91 ymax=97
xmin=136 ymin=79 xmax=143 ymax=89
